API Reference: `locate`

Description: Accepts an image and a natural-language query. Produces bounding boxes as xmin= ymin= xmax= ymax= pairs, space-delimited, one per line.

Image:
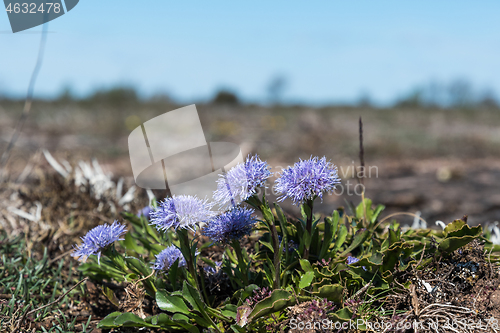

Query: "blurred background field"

xmin=2 ymin=1 xmax=500 ymax=231
xmin=1 ymin=92 xmax=500 ymax=227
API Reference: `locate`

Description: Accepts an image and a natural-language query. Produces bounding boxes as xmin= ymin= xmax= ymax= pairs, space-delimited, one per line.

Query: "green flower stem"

xmin=103 ymin=245 xmax=128 ymax=272
xmin=269 ymin=220 xmax=281 ymax=290
xmin=247 ymin=194 xmax=281 ymax=288
xmin=303 ymin=198 xmax=314 ymax=260
xmin=177 ymin=229 xmax=202 ymax=296
xmin=198 ymin=265 xmax=212 ymax=307
xmin=231 ymin=239 xmax=249 ymax=286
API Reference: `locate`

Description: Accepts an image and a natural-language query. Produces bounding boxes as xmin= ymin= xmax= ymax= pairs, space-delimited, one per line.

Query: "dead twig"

xmin=12 ymin=277 xmax=88 ymax=333
xmin=411 ymin=284 xmax=419 ymax=317
xmin=358 ymin=116 xmax=365 ymax=185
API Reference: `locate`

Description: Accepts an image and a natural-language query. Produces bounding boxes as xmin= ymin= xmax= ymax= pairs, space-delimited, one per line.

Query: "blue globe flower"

xmin=202 ymin=207 xmax=257 ymax=244
xmin=72 ymin=221 xmax=127 ymax=264
xmin=346 ymin=256 xmax=360 ymax=265
xmin=152 ymin=245 xmax=187 ymax=271
xmin=213 ymin=155 xmax=272 ymax=209
xmin=150 ymin=195 xmax=215 ymax=232
xmin=274 ymin=156 xmax=341 ymax=205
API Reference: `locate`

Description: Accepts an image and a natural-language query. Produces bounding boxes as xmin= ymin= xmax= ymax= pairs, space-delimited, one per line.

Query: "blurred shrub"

xmin=394 ymin=78 xmax=500 ymax=109
xmin=86 ymin=86 xmax=139 ymax=106
xmin=211 ymin=89 xmax=239 ymax=105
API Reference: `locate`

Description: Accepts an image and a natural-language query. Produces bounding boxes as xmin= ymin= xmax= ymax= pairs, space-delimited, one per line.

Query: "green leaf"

xmin=388 ymin=228 xmax=400 ymax=245
xmin=171 ymin=314 xmax=201 ymax=333
xmin=231 ymin=324 xmax=246 ymax=333
xmin=261 ymin=205 xmax=275 ymax=225
xmin=122 ymin=232 xmax=145 ymax=254
xmin=182 ymin=281 xmax=204 ymax=314
xmin=319 ymin=211 xmax=339 ymax=259
xmin=102 ymin=285 xmax=120 ymax=308
xmin=168 ymin=259 xmax=180 ymax=289
xmin=299 ymin=259 xmax=313 ymax=272
xmin=340 ymin=228 xmax=370 ymax=256
xmin=259 ymin=240 xmax=274 ymax=253
xmin=356 ymin=198 xmax=372 ymax=221
xmin=247 ymin=289 xmax=295 ymax=323
xmin=181 ymin=281 xmax=215 ymax=329
xmin=439 ymin=224 xmax=482 ymax=253
xmin=331 ymin=225 xmax=347 ymax=254
xmin=330 ymin=307 xmax=353 ymax=322
xmin=125 ymin=256 xmax=152 ymax=276
xmin=148 ymin=313 xmax=163 ymax=325
xmin=370 ymin=204 xmax=385 ymax=224
xmin=172 ymin=313 xmax=190 ymax=323
xmin=299 ymin=271 xmax=315 ymax=289
xmin=113 ymin=312 xmax=157 ymax=327
xmin=312 ymin=284 xmax=343 ymax=303
xmin=443 ymin=219 xmax=466 ymax=237
xmin=382 ymin=242 xmax=404 ymax=274
xmin=156 ymin=289 xmax=190 ymax=314
xmin=303 ymin=229 xmax=312 ymax=250
xmin=221 ymin=304 xmax=238 ymax=319
xmin=97 ymin=312 xmax=122 ymax=328
xmin=356 ymin=252 xmax=384 ymax=267
xmin=439 ymin=232 xmax=481 ymax=253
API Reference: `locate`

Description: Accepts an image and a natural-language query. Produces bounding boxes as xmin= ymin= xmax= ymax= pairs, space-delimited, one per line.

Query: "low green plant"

xmin=71 ymin=155 xmax=496 ymax=332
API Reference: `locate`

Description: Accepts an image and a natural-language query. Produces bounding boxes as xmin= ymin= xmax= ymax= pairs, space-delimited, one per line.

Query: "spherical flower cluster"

xmin=150 ymin=195 xmax=215 ymax=232
xmin=202 ymin=207 xmax=257 ymax=244
xmin=72 ymin=221 xmax=127 ymax=264
xmin=152 ymin=245 xmax=187 ymax=271
xmin=274 ymin=156 xmax=341 ymax=205
xmin=213 ymin=155 xmax=272 ymax=209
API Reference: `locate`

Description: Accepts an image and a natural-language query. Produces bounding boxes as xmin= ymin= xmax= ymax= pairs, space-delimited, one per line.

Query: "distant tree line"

xmin=393 ymin=78 xmax=499 ymax=109
xmin=1 ymin=77 xmax=498 ymax=109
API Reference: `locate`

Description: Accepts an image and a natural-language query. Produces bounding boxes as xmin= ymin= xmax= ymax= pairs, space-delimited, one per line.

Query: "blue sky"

xmin=1 ymin=1 xmax=499 ymax=104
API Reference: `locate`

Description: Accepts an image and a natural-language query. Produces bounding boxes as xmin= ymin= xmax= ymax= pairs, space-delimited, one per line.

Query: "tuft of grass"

xmin=0 ymin=231 xmax=93 ymax=332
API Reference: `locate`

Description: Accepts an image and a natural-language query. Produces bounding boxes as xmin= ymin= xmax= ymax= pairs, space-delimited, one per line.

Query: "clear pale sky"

xmin=1 ymin=1 xmax=499 ymax=104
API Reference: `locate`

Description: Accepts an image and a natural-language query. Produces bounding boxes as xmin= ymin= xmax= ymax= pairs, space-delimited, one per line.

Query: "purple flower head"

xmin=137 ymin=206 xmax=152 ymax=220
xmin=274 ymin=156 xmax=341 ymax=205
xmin=150 ymin=195 xmax=215 ymax=232
xmin=213 ymin=155 xmax=272 ymax=210
xmin=152 ymin=245 xmax=187 ymax=271
xmin=72 ymin=221 xmax=127 ymax=265
xmin=202 ymin=207 xmax=257 ymax=244
xmin=347 ymin=256 xmax=360 ymax=265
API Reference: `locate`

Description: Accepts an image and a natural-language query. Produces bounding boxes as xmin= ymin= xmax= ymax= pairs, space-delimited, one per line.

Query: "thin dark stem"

xmin=358 ymin=116 xmax=365 ymax=185
xmin=303 ymin=199 xmax=314 ymax=260
xmin=179 ymin=231 xmax=200 ymax=293
xmin=269 ymin=221 xmax=281 ymax=289
xmin=0 ymin=23 xmax=49 ymax=182
xmin=198 ymin=265 xmax=211 ymax=306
